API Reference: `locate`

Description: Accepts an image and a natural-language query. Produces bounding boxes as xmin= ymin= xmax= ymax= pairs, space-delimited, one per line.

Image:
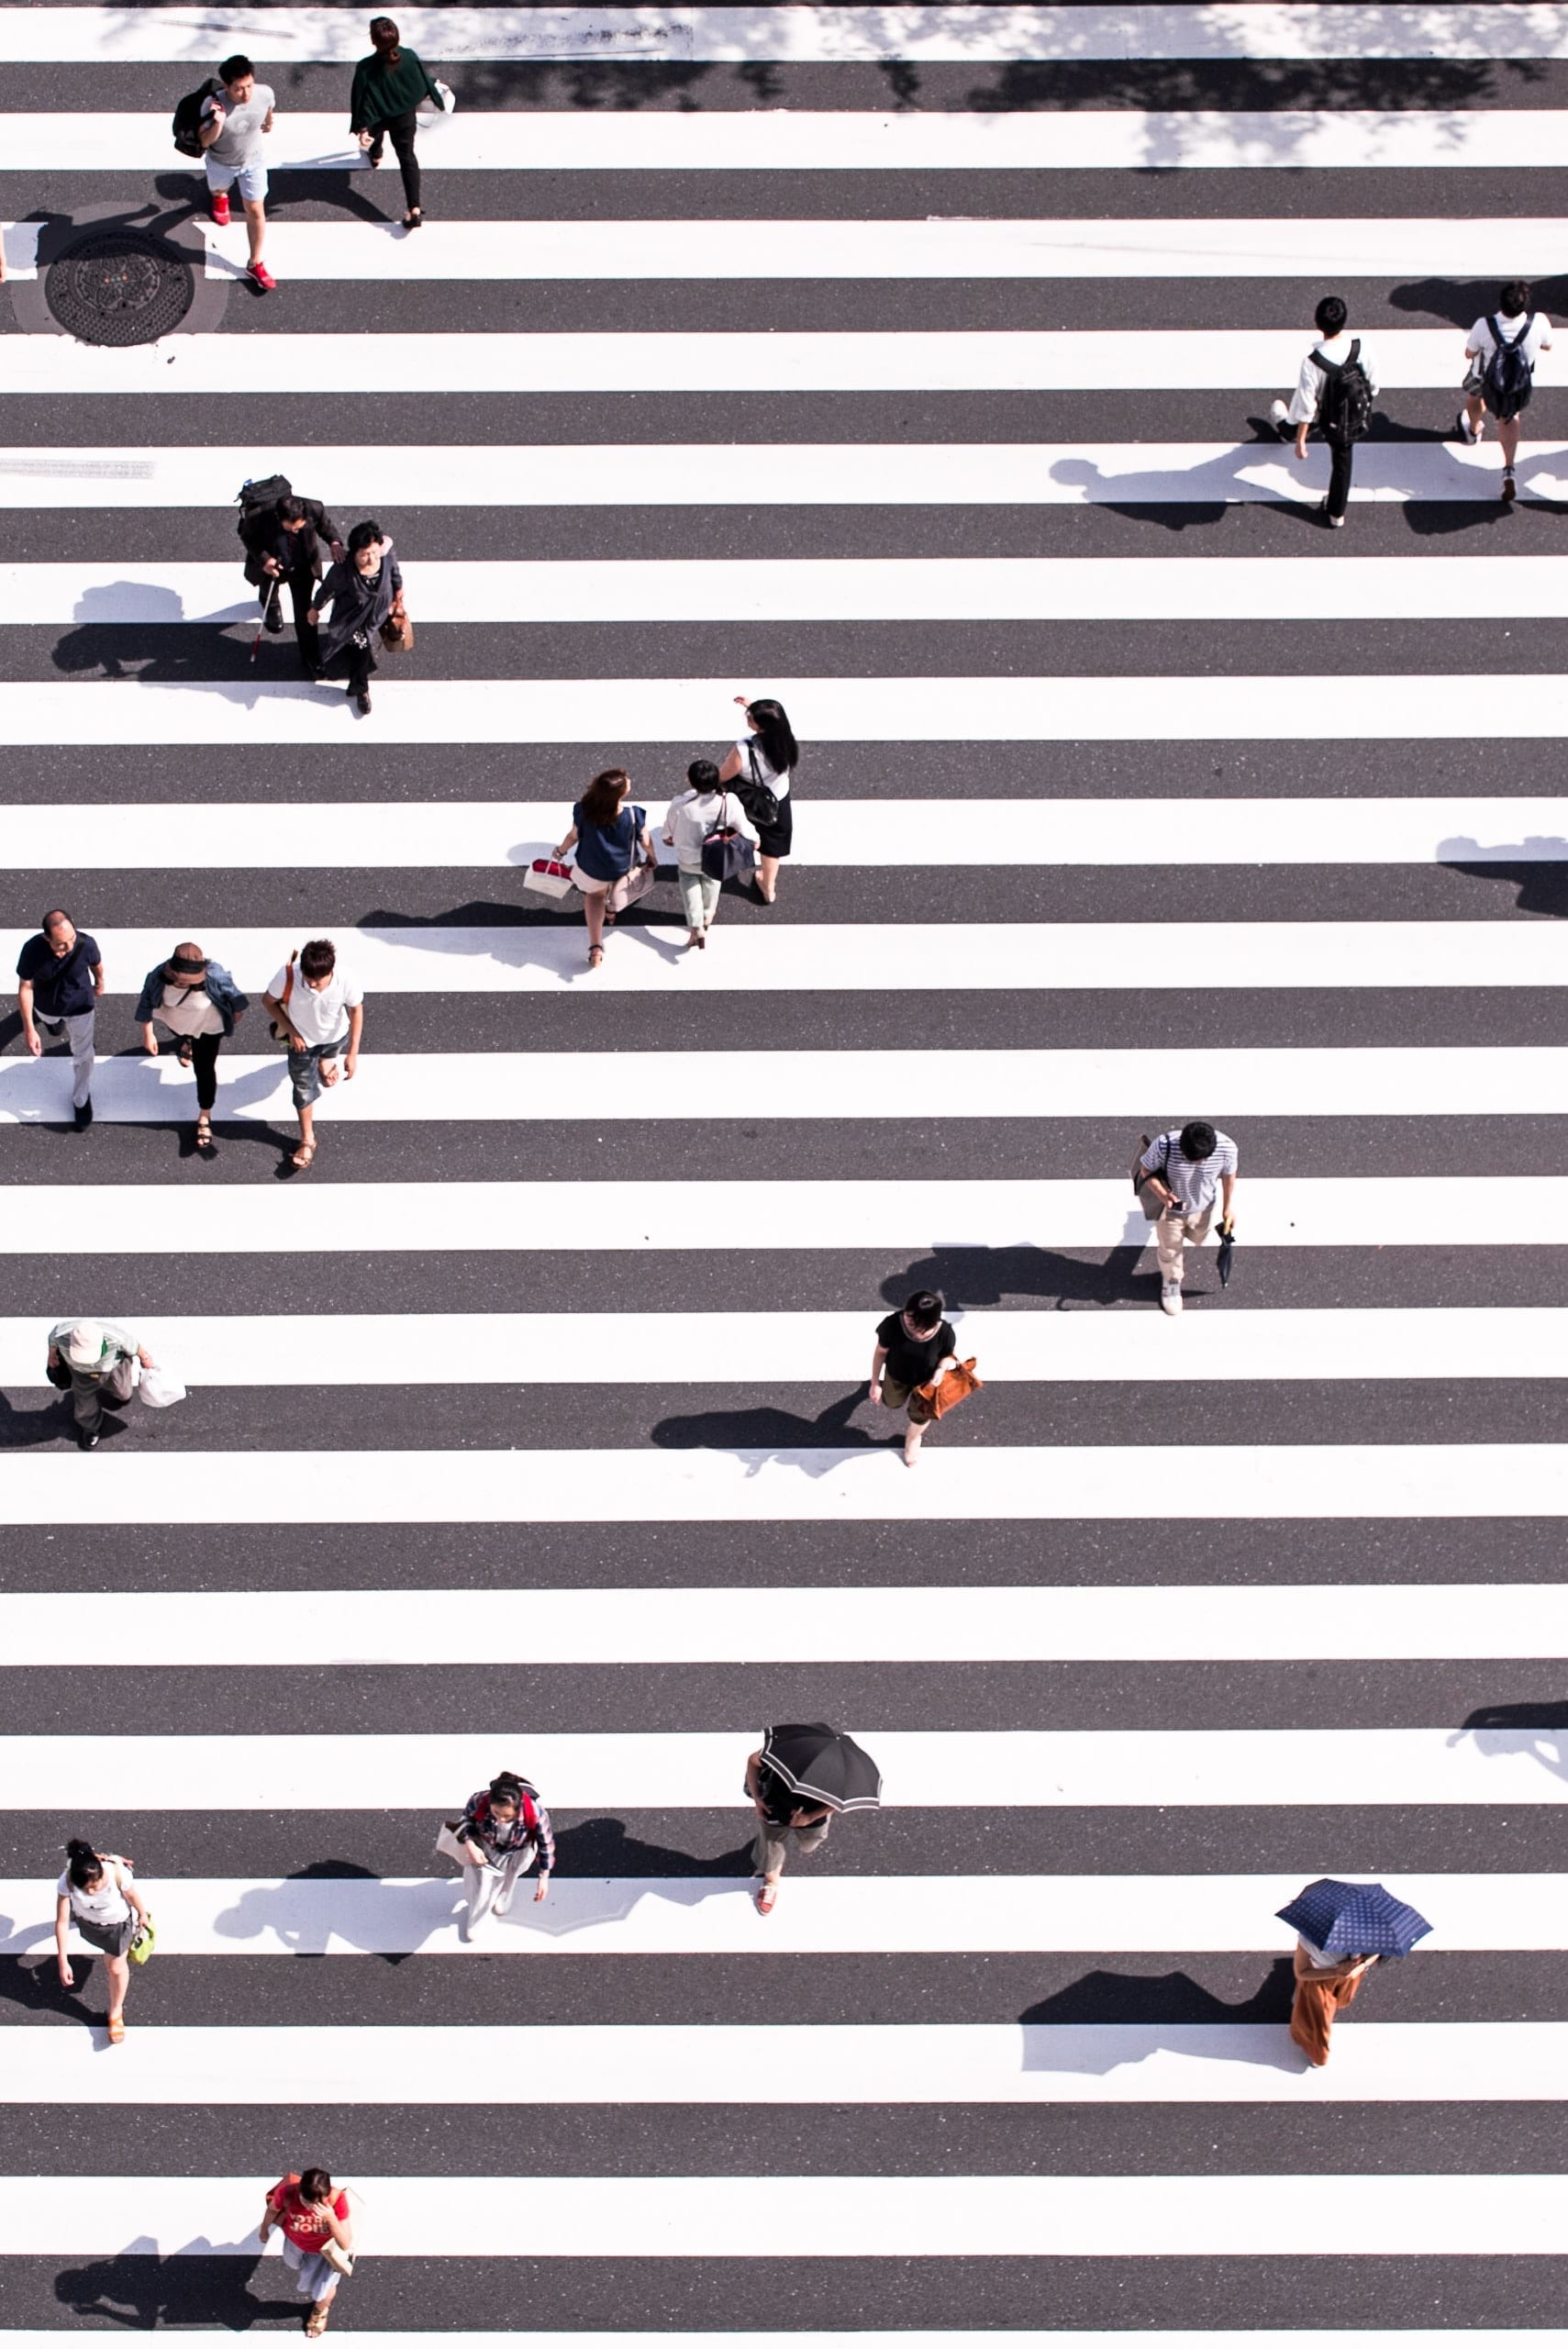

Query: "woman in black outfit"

xmin=869 ymin=1288 xmax=959 ymax=1469
xmin=307 ymin=519 xmax=406 ymax=716
xmin=350 ymin=16 xmax=444 ymax=228
xmin=716 ymin=694 xmax=798 ymax=904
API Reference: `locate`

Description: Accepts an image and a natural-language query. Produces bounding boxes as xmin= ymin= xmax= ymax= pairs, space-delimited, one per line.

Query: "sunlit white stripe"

xmin=23 ymin=556 xmax=1568 ymax=626
xmin=3 ymin=1047 xmax=1561 ymax=1127
xmin=2 ymin=1727 xmax=1565 ymax=1809
xmin=1 ymin=675 xmax=1564 ymax=745
xmin=6 ymin=1583 xmax=1568 ymax=1666
xmin=4 ymin=443 xmax=1564 ymax=509
xmin=6 ymin=1307 xmax=1564 ymax=1392
xmin=0 ymin=328 xmax=1503 ymax=396
xmin=4 ymin=1872 xmax=1549 ymax=1957
xmin=4 ymin=1176 xmax=1565 ymax=1256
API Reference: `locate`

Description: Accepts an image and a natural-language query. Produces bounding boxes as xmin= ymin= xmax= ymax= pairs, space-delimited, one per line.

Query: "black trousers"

xmin=1323 ymin=432 xmax=1355 ymax=520
xmin=259 ymin=563 xmax=321 ymax=670
xmin=323 ymin=636 xmax=377 ymax=696
xmin=189 ymin=1030 xmax=222 ymax=1112
xmin=369 ymin=109 xmax=421 ymax=209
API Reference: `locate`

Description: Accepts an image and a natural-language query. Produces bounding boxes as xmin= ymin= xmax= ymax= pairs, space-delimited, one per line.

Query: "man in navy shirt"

xmin=17 ymin=908 xmax=105 ymax=1129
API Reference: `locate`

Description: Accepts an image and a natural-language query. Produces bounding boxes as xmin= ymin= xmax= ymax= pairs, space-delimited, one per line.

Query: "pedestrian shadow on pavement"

xmin=360 ymin=896 xmax=690 ymax=979
xmin=651 ymin=1384 xmax=893 ymax=1475
xmin=1436 ymin=839 xmax=1568 ymax=917
xmin=881 ymin=1241 xmax=1153 ymax=1310
xmin=0 ymin=1954 xmax=103 ymax=2028
xmin=1018 ymin=1960 xmax=1303 ymax=2076
xmin=54 ymin=2251 xmax=295 ymax=2330
xmin=1450 ymin=1701 xmax=1568 ymax=1784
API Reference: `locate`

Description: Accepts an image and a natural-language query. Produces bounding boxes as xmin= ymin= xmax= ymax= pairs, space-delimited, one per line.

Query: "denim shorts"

xmin=286 ymin=1034 xmax=349 ymax=1109
xmin=206 ymin=154 xmax=269 ymax=203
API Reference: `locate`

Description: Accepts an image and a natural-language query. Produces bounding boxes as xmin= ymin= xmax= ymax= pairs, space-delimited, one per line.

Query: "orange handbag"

xmin=913 ymin=1356 xmax=983 ymax=1423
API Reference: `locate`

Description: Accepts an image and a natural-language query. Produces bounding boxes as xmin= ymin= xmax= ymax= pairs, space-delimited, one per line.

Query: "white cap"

xmin=65 ymin=1322 xmax=106 ymax=1368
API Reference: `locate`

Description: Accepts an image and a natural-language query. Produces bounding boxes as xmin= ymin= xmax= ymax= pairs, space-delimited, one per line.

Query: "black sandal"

xmin=177 ymin=1037 xmax=195 ymax=1068
xmin=403 ymin=206 xmax=423 ymax=228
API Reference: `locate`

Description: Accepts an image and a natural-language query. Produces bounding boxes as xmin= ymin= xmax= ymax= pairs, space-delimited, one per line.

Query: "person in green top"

xmin=349 ymin=16 xmax=444 ymax=228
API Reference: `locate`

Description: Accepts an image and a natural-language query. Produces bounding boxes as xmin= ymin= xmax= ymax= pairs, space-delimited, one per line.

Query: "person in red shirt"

xmin=257 ymin=2168 xmax=353 ymax=2336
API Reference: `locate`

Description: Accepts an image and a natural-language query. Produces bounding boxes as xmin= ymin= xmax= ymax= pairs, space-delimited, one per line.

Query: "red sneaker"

xmin=210 ymin=191 xmax=230 ymax=227
xmin=247 ymin=259 xmax=277 ymax=292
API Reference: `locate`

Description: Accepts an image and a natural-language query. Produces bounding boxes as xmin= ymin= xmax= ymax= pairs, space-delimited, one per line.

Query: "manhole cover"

xmin=45 ymin=228 xmax=195 ymax=347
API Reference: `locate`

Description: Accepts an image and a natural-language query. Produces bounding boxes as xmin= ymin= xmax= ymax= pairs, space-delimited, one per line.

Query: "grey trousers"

xmin=752 ymin=1816 xmax=830 ymax=1877
xmin=39 ymin=1009 xmax=95 ymax=1107
xmin=69 ymin=1354 xmax=135 ymax=1436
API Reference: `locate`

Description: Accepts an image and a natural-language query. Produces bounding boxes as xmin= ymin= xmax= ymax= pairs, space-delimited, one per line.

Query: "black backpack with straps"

xmin=172 ymin=78 xmax=221 ymax=159
xmin=1482 ymin=313 xmax=1537 ymax=421
xmin=1311 ymin=339 xmax=1373 ymax=443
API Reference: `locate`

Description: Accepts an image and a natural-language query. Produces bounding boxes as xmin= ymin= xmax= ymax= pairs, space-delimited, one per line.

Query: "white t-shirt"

xmin=269 ymin=963 xmax=363 ymax=1048
xmin=1286 ymin=333 xmax=1378 ymax=426
xmin=736 ymin=737 xmax=789 ymax=804
xmin=58 ymin=1861 xmax=131 ymax=1925
xmin=1466 ymin=310 xmax=1553 ymax=371
xmin=662 ymin=787 xmax=755 ymax=868
xmin=155 ymin=983 xmax=226 ymax=1039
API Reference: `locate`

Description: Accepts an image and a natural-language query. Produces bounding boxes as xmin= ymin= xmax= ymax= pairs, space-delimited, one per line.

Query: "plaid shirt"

xmin=459 ymin=1783 xmax=555 ymax=1876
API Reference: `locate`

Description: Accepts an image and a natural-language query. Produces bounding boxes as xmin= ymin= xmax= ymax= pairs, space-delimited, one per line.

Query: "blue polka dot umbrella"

xmin=1276 ymin=1877 xmax=1433 ymax=1958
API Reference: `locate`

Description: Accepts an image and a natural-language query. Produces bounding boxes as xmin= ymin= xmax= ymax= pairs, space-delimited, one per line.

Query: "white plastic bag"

xmin=138 ymin=1364 xmax=187 ymax=1409
xmin=430 ymin=77 xmax=456 ymax=113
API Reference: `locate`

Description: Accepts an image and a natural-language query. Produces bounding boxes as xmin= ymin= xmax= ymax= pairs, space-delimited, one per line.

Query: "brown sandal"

xmin=292 ymin=1141 xmax=317 ymax=1170
xmin=106 ymin=2011 xmax=126 ymax=2044
xmin=306 ymin=2305 xmax=330 ymax=2338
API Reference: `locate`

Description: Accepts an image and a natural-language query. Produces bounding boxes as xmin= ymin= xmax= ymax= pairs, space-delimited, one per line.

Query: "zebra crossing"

xmin=3 ymin=0 xmax=1566 ymax=2337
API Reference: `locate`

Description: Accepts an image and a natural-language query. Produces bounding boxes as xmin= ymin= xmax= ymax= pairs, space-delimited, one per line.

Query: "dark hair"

xmin=299 ymin=939 xmax=337 ymax=981
xmin=347 ymin=520 xmax=383 ymax=555
xmin=488 ymin=1772 xmax=524 ymax=1808
xmin=686 ymin=758 xmax=720 ymax=793
xmin=1501 ymin=280 xmax=1531 ymax=317
xmin=65 ymin=1838 xmax=104 ymax=1890
xmin=904 ymin=1289 xmax=945 ymax=1330
xmin=41 ymin=907 xmax=72 ymax=935
xmin=278 ymin=495 xmax=308 ymax=524
xmin=1179 ymin=1119 xmax=1218 ymax=1161
xmin=745 ymin=697 xmax=798 ymax=777
xmin=1314 ymin=294 xmax=1347 ymax=338
xmin=580 ymin=767 xmax=629 ymax=827
xmin=297 ymin=2167 xmax=334 ymax=2203
xmin=218 ymin=54 xmax=253 ymax=83
xmin=369 ymin=16 xmax=401 ymax=58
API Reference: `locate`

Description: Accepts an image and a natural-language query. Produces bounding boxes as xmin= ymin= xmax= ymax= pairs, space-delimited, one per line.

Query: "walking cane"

xmin=250 ymin=577 xmax=281 ymax=660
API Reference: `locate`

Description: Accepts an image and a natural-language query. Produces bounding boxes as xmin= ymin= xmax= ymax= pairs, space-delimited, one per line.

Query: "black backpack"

xmin=236 ymin=474 xmax=293 ymax=540
xmin=1312 ymin=339 xmax=1373 ymax=443
xmin=172 ymin=79 xmax=220 ymax=159
xmin=733 ymin=739 xmax=783 ymax=830
xmin=1482 ymin=314 xmax=1536 ymax=421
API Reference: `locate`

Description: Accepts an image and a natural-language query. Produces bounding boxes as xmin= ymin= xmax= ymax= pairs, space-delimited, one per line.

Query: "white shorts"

xmin=205 ymin=153 xmax=269 ymax=203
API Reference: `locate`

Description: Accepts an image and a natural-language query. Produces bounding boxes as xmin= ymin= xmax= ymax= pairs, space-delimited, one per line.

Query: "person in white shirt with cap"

xmin=46 ymin=1319 xmax=156 ymax=1451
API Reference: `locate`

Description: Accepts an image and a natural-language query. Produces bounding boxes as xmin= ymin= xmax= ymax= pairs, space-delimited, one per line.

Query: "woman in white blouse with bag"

xmin=662 ymin=757 xmax=755 ymax=948
xmin=54 ymin=1838 xmax=150 ymax=2043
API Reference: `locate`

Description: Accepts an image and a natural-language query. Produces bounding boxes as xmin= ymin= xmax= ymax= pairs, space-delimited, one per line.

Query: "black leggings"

xmin=187 ymin=1030 xmax=222 ymax=1112
xmin=369 ymin=109 xmax=421 ymax=210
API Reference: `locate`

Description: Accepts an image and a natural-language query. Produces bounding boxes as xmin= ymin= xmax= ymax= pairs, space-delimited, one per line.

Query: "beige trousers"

xmin=1140 ymin=1185 xmax=1214 ymax=1286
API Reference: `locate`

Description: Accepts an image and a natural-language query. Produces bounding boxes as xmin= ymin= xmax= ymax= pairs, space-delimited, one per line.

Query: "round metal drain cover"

xmin=46 ymin=228 xmax=195 ymax=346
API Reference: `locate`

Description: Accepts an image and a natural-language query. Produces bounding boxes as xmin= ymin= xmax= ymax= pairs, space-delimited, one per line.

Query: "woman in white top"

xmin=662 ymin=757 xmax=755 ymax=948
xmin=135 ymin=942 xmax=249 ymax=1158
xmin=715 ymin=694 xmax=798 ymax=906
xmin=55 ymin=1838 xmax=150 ymax=2043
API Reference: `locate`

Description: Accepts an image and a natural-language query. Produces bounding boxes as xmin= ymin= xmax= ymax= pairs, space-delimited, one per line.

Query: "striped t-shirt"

xmin=1140 ymin=1130 xmax=1238 ymax=1216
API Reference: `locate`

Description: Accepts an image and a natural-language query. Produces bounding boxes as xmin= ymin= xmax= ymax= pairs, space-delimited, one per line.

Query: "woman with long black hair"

xmin=350 ymin=16 xmax=443 ymax=229
xmin=716 ymin=694 xmax=798 ymax=905
xmin=54 ymin=1840 xmax=150 ymax=2043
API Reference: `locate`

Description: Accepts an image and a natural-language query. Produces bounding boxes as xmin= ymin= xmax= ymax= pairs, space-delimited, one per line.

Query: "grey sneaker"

xmin=1160 ymin=1281 xmax=1184 ymax=1316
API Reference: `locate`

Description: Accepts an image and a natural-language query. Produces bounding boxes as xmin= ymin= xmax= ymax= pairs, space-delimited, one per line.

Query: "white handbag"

xmin=435 ymin=1821 xmax=472 ymax=1867
xmin=523 ymin=857 xmax=577 ymax=901
xmin=138 ymin=1364 xmax=186 ymax=1409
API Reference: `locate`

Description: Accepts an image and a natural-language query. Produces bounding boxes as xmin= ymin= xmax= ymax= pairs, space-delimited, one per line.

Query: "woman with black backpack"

xmin=716 ymin=695 xmax=798 ymax=904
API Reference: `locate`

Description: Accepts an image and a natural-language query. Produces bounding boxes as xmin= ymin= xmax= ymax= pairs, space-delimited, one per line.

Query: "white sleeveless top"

xmin=57 ymin=1856 xmax=131 ymax=1924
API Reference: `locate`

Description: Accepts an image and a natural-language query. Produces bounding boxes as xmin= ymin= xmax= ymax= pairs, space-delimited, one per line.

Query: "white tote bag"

xmin=138 ymin=1364 xmax=187 ymax=1409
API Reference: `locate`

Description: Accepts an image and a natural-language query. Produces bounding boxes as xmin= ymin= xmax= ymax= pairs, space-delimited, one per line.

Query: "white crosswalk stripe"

xmin=2 ymin=0 xmax=1562 ymax=2335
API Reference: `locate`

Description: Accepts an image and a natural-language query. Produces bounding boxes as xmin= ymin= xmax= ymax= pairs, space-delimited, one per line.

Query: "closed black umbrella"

xmin=760 ymin=1722 xmax=883 ymax=1813
xmin=1217 ymin=1219 xmax=1237 ymax=1287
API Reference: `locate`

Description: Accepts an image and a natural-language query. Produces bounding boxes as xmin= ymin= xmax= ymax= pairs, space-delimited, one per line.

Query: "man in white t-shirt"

xmin=1459 ymin=280 xmax=1553 ymax=503
xmin=1269 ymin=294 xmax=1377 ymax=529
xmin=1136 ymin=1119 xmax=1239 ymax=1317
xmin=198 ymin=52 xmax=277 ymax=292
xmin=261 ymin=938 xmax=364 ymax=1172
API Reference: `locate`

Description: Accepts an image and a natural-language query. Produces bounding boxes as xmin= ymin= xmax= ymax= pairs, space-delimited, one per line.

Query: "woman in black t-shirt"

xmin=869 ymin=1288 xmax=958 ymax=1469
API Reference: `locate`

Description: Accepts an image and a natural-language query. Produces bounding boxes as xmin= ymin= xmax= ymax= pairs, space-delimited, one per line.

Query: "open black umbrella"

xmin=760 ymin=1722 xmax=882 ymax=1813
xmin=1217 ymin=1219 xmax=1237 ymax=1287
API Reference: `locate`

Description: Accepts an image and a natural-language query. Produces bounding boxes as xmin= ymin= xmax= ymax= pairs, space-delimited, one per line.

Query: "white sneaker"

xmin=1456 ymin=408 xmax=1478 ymax=445
xmin=1269 ymin=397 xmax=1292 ymax=441
xmin=1160 ymin=1281 xmax=1184 ymax=1316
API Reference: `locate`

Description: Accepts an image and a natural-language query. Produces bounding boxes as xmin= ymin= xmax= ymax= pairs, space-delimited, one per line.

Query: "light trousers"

xmin=39 ymin=1008 xmax=96 ymax=1107
xmin=1139 ymin=1185 xmax=1214 ymax=1286
xmin=462 ymin=1842 xmax=537 ymax=1926
xmin=678 ymin=865 xmax=721 ymax=930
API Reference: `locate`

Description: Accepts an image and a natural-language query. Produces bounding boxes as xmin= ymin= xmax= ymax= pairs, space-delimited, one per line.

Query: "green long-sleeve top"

xmin=350 ymin=46 xmax=441 ymax=133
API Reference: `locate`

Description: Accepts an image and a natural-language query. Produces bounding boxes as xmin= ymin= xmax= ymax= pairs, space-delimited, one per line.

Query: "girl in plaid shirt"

xmin=457 ymin=1770 xmax=554 ymax=1938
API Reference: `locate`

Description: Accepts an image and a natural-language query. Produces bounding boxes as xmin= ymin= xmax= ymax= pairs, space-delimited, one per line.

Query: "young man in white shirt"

xmin=199 ymin=53 xmax=277 ymax=292
xmin=1270 ymin=294 xmax=1377 ymax=529
xmin=1137 ymin=1119 xmax=1239 ymax=1316
xmin=1459 ymin=280 xmax=1553 ymax=504
xmin=261 ymin=938 xmax=364 ymax=1172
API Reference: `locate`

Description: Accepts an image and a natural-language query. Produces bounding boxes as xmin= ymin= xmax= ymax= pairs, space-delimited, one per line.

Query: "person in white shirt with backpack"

xmin=1459 ymin=280 xmax=1553 ymax=505
xmin=1270 ymin=294 xmax=1376 ymax=530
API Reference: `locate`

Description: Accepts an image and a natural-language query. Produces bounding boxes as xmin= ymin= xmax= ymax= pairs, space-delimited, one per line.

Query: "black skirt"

xmin=754 ymin=793 xmax=794 ymax=861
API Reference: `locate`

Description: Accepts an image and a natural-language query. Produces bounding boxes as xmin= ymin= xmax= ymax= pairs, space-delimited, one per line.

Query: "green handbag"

xmin=128 ymin=1913 xmax=156 ymax=1965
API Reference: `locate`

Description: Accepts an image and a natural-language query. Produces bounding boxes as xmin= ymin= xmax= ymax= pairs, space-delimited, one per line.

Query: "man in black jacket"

xmin=239 ymin=492 xmax=345 ymax=672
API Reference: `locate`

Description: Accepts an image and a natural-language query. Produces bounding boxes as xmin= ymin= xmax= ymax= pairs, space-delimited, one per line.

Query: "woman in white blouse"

xmin=662 ymin=757 xmax=755 ymax=948
xmin=55 ymin=1839 xmax=150 ymax=2043
xmin=715 ymin=694 xmax=798 ymax=906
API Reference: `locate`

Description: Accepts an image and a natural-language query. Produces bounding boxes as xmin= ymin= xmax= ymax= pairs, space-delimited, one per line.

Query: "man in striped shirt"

xmin=1137 ymin=1120 xmax=1239 ymax=1316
